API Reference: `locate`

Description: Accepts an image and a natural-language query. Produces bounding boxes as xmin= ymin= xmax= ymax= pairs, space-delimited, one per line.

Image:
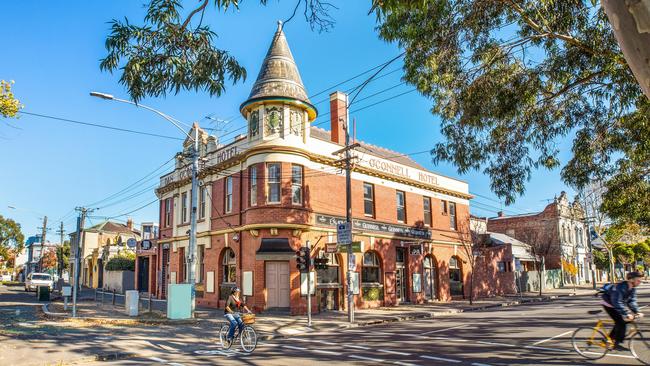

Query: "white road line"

xmin=313 ymin=349 xmax=338 ymax=355
xmin=532 ymin=330 xmax=572 ymax=345
xmin=282 ymin=345 xmax=303 ymax=351
xmin=373 ymin=331 xmax=399 ymax=336
xmin=584 ymin=351 xmax=637 ymax=359
xmin=472 ymin=363 xmax=494 ymax=366
xmin=378 ymin=349 xmax=411 ymax=356
xmin=394 ymin=361 xmax=419 ymax=366
xmin=148 ymin=357 xmax=166 ymax=363
xmin=349 ymin=355 xmax=386 ymax=362
xmin=420 ymin=355 xmax=462 ymax=363
xmin=523 ymin=345 xmax=571 ymax=353
xmin=347 ymin=344 xmax=371 ymax=350
xmin=289 ymin=338 xmax=337 ymax=346
xmin=476 ymin=341 xmax=514 ymax=347
xmin=167 ymin=363 xmax=185 ymax=366
xmin=422 ymin=324 xmax=470 ymax=335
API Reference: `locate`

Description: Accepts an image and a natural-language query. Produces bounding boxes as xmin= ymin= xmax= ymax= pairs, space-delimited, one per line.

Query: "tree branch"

xmin=180 ymin=0 xmax=209 ymax=31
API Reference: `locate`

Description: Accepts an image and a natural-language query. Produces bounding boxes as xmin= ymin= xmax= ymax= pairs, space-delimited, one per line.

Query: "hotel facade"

xmin=149 ymin=23 xmax=474 ymax=315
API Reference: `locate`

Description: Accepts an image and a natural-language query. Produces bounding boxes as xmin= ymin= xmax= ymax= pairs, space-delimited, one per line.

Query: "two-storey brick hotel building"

xmin=148 ymin=23 xmax=473 ymax=315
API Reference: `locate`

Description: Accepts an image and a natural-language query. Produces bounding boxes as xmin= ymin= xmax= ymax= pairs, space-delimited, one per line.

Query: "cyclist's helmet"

xmin=231 ymin=287 xmax=241 ymax=294
xmin=627 ymin=271 xmax=645 ymax=280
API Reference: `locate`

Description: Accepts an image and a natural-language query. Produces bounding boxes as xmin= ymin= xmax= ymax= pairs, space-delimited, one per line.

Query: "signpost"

xmin=337 ymin=223 xmax=352 ymax=245
xmin=338 ymin=241 xmax=362 ymax=253
xmin=409 ymin=244 xmax=423 ymax=256
xmin=325 ymin=243 xmax=338 ymax=254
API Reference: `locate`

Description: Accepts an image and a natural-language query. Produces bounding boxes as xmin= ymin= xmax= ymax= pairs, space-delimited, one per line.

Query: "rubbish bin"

xmin=37 ymin=286 xmax=50 ymax=301
xmin=125 ymin=290 xmax=139 ymax=316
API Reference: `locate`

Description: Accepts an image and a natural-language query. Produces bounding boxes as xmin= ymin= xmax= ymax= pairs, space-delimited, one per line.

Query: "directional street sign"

xmin=337 ymin=223 xmax=352 ymax=245
xmin=338 ymin=241 xmax=362 ymax=253
xmin=326 ymin=243 xmax=338 ymax=253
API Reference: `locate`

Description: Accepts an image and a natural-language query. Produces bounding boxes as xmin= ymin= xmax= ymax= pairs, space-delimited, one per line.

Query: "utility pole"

xmin=56 ymin=221 xmax=65 ymax=278
xmin=187 ymin=124 xmax=200 ymax=315
xmin=37 ymin=216 xmax=48 ymax=272
xmin=306 ymin=240 xmax=312 ymax=327
xmin=72 ymin=207 xmax=91 ymax=318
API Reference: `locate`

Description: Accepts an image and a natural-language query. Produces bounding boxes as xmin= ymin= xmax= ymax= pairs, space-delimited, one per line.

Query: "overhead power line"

xmin=19 ymin=111 xmax=184 ymax=141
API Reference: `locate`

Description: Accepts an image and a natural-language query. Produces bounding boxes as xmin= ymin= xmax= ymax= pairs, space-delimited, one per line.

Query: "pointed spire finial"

xmin=277 ymin=20 xmax=283 ymax=32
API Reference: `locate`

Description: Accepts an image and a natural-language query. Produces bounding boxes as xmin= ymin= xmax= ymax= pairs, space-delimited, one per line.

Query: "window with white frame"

xmin=164 ymin=197 xmax=172 ymax=227
xmin=423 ymin=196 xmax=432 ymax=226
xmin=199 ymin=186 xmax=207 ymax=219
xmin=249 ymin=166 xmax=257 ymax=206
xmin=396 ymin=191 xmax=406 ymax=223
xmin=362 ymin=251 xmax=382 ymax=284
xmin=181 ymin=192 xmax=188 ymax=223
xmin=267 ymin=163 xmax=281 ymax=203
xmin=449 ymin=202 xmax=457 ymax=230
xmin=291 ymin=164 xmax=303 ymax=205
xmin=363 ymin=183 xmax=374 ymax=217
xmin=225 ymin=176 xmax=233 ymax=213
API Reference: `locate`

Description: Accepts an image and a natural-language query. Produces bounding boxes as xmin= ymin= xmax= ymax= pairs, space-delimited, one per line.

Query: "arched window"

xmin=222 ymin=248 xmax=236 ymax=283
xmin=449 ymin=256 xmax=463 ymax=297
xmin=362 ymin=251 xmax=382 ymax=284
xmin=423 ymin=255 xmax=438 ymax=300
xmin=316 ymin=252 xmax=339 ymax=284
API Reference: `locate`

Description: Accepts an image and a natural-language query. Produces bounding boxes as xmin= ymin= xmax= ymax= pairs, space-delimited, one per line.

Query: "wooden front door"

xmin=265 ymin=262 xmax=290 ymax=309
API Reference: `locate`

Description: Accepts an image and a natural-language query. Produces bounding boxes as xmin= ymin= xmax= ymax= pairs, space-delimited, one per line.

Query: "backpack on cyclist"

xmin=595 ymin=283 xmax=615 ymax=297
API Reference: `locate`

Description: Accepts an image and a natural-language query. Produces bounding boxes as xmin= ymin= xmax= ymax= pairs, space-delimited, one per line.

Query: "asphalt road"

xmin=3 ymin=283 xmax=650 ymax=366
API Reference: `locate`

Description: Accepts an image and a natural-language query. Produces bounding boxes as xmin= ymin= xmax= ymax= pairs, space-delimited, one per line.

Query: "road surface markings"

xmin=282 ymin=345 xmax=303 ymax=351
xmin=532 ymin=330 xmax=572 ymax=345
xmin=347 ymin=344 xmax=371 ymax=350
xmin=378 ymin=349 xmax=411 ymax=356
xmin=471 ymin=363 xmax=494 ymax=366
xmin=148 ymin=357 xmax=166 ymax=363
xmin=422 ymin=324 xmax=470 ymax=335
xmin=583 ymin=351 xmax=636 ymax=359
xmin=288 ymin=338 xmax=337 ymax=346
xmin=523 ymin=345 xmax=571 ymax=352
xmin=349 ymin=355 xmax=386 ymax=362
xmin=476 ymin=341 xmax=514 ymax=347
xmin=420 ymin=355 xmax=462 ymax=363
xmin=312 ymin=349 xmax=338 ymax=355
xmin=394 ymin=361 xmax=419 ymax=366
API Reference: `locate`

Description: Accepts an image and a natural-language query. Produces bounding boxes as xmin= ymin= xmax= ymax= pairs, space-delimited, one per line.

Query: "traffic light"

xmin=296 ymin=247 xmax=311 ymax=272
xmin=313 ymin=257 xmax=330 ymax=270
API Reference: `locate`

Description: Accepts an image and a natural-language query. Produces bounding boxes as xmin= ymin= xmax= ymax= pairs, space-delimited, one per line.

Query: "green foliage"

xmin=105 ymin=253 xmax=135 ymax=271
xmin=592 ymin=250 xmax=609 ymax=271
xmin=0 ymin=215 xmax=24 ymax=262
xmin=372 ymin=1 xmax=650 ymax=225
xmin=613 ymin=243 xmax=635 ymax=265
xmin=633 ymin=241 xmax=650 ymax=262
xmin=362 ymin=286 xmax=383 ymax=301
xmin=57 ymin=241 xmax=71 ymax=272
xmin=0 ymin=80 xmax=22 ymax=118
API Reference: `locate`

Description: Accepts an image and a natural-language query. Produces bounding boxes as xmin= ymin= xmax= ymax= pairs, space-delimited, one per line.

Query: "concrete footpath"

xmin=43 ymin=286 xmax=598 ymax=339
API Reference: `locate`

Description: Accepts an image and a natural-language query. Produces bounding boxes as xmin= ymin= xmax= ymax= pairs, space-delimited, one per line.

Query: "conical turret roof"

xmin=240 ymin=21 xmax=317 ymax=120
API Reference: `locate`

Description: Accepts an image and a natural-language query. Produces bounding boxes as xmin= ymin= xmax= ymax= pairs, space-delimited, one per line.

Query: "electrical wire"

xmin=18 ymin=111 xmax=184 ymax=141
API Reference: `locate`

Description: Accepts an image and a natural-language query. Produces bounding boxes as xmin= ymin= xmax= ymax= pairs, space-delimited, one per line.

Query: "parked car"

xmin=1 ymin=271 xmax=12 ymax=282
xmin=24 ymin=273 xmax=53 ymax=292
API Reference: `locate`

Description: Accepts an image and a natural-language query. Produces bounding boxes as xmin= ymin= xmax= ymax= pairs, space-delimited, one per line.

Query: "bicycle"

xmin=572 ymin=309 xmax=650 ymax=364
xmin=219 ymin=312 xmax=258 ymax=353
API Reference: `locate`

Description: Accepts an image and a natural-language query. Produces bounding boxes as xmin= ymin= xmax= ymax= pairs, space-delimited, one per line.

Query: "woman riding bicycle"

xmin=224 ymin=287 xmax=251 ymax=344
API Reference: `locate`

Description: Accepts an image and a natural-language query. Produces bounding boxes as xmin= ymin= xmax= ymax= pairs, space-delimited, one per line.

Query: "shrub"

xmin=105 ymin=254 xmax=135 ymax=271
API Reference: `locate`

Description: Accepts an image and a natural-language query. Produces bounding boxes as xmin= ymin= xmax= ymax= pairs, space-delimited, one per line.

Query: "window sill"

xmin=361 ymin=283 xmax=383 ymax=288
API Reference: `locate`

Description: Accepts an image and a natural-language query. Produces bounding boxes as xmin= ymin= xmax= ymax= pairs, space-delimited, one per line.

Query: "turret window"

xmin=249 ymin=110 xmax=259 ymax=138
xmin=265 ymin=106 xmax=283 ymax=135
xmin=290 ymin=110 xmax=303 ymax=136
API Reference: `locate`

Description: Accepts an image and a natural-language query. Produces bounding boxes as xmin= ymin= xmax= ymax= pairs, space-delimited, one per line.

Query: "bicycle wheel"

xmin=572 ymin=327 xmax=610 ymax=360
xmin=630 ymin=332 xmax=650 ymax=365
xmin=219 ymin=324 xmax=232 ymax=349
xmin=240 ymin=326 xmax=257 ymax=353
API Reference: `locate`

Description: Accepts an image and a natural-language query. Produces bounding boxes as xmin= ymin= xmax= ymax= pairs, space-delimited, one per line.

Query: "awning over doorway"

xmin=256 ymin=238 xmax=295 ymax=260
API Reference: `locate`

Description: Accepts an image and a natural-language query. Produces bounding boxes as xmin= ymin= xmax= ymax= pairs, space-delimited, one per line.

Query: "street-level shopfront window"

xmin=449 ymin=256 xmax=463 ymax=297
xmin=220 ymin=248 xmax=237 ymax=300
xmin=423 ymin=255 xmax=438 ymax=300
xmin=363 ymin=183 xmax=374 ymax=217
xmin=362 ymin=251 xmax=382 ymax=284
xmin=291 ymin=164 xmax=303 ymax=205
xmin=267 ymin=163 xmax=281 ymax=203
xmin=316 ymin=252 xmax=339 ymax=284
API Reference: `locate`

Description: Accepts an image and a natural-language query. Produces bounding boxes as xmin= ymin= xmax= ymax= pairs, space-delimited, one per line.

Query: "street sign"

xmin=326 ymin=243 xmax=338 ymax=253
xmin=337 ymin=223 xmax=352 ymax=245
xmin=338 ymin=241 xmax=362 ymax=253
xmin=127 ymin=238 xmax=137 ymax=248
xmin=300 ymin=271 xmax=315 ymax=296
xmin=515 ymin=258 xmax=523 ymax=272
xmin=348 ymin=254 xmax=356 ymax=271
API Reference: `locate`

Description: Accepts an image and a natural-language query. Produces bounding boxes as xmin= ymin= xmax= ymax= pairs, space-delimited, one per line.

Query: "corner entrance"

xmin=396 ymin=247 xmax=408 ymax=304
xmin=265 ymin=261 xmax=290 ymax=309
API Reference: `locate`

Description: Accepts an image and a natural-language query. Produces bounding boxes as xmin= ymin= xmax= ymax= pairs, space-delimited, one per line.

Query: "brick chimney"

xmin=329 ymin=91 xmax=348 ymax=144
xmin=126 ymin=218 xmax=133 ymax=230
xmin=497 ymin=211 xmax=505 ymax=217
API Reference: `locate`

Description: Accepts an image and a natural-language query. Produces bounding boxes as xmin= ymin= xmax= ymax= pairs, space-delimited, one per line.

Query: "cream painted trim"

xmin=206 ymin=271 xmax=215 ymax=293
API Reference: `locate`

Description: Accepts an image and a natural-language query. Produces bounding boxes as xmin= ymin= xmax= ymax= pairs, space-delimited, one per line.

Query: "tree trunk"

xmin=469 ymin=270 xmax=474 ymax=305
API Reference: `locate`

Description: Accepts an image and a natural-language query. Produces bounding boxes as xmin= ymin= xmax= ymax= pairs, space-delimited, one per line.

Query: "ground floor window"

xmin=423 ymin=255 xmax=438 ymax=300
xmin=362 ymin=251 xmax=382 ymax=284
xmin=449 ymin=256 xmax=463 ymax=297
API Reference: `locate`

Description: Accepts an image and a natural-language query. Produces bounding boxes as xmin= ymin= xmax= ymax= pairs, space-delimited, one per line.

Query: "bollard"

xmin=112 ymin=289 xmax=116 ymax=305
xmin=148 ymin=293 xmax=152 ymax=313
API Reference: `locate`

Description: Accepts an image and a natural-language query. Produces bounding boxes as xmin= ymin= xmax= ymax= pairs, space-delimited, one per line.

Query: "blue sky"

xmin=0 ymin=1 xmax=577 ymax=240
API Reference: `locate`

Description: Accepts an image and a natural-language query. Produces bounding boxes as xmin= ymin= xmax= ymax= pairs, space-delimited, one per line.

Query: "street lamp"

xmin=90 ymin=91 xmax=201 ymax=316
